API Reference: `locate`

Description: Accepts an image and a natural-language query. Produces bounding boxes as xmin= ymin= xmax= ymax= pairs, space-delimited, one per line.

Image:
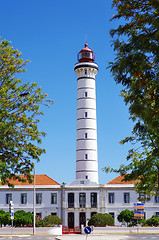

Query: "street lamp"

xmin=33 ymin=166 xmax=36 ymax=234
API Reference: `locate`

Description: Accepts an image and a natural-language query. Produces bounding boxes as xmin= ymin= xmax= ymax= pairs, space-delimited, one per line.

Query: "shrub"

xmin=146 ymin=215 xmax=159 ymax=226
xmin=0 ymin=210 xmax=10 ymax=226
xmin=88 ymin=213 xmax=114 ymax=226
xmin=43 ymin=215 xmax=62 ymax=226
xmin=14 ymin=210 xmax=33 ymax=226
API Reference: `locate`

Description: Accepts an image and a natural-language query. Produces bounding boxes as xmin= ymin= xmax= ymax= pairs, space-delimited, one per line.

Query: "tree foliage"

xmin=43 ymin=215 xmax=62 ymax=226
xmin=0 ymin=39 xmax=53 ymax=186
xmin=88 ymin=213 xmax=114 ymax=226
xmin=104 ymin=0 xmax=159 ymax=199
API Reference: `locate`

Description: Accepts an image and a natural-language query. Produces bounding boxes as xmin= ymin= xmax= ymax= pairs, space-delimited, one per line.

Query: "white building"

xmin=0 ymin=44 xmax=159 ymax=227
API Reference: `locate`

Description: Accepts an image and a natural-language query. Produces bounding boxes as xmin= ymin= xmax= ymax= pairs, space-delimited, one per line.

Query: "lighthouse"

xmin=74 ymin=44 xmax=99 ymax=183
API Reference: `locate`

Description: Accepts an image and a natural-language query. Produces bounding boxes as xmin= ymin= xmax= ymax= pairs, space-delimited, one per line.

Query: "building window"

xmin=51 ymin=193 xmax=57 ymax=204
xmin=155 ymin=196 xmax=159 ymax=203
xmin=85 ymin=112 xmax=88 ymax=118
xmin=36 ymin=193 xmax=42 ymax=204
xmin=6 ymin=194 xmax=12 ymax=204
xmin=91 ymin=193 xmax=97 ymax=208
xmin=51 ymin=212 xmax=57 ymax=216
xmin=68 ymin=193 xmax=74 ymax=208
xmin=85 ymin=154 xmax=88 ymax=160
xmin=85 ymin=133 xmax=88 ymax=139
xmin=36 ymin=212 xmax=42 ymax=218
xmin=91 ymin=212 xmax=97 ymax=217
xmin=156 ymin=212 xmax=159 ymax=216
xmin=139 ymin=193 xmax=145 ymax=203
xmin=109 ymin=212 xmax=115 ymax=219
xmin=21 ymin=193 xmax=27 ymax=204
xmin=144 ymin=212 xmax=146 ymax=220
xmin=85 ymin=70 xmax=87 ymax=75
xmin=124 ymin=193 xmax=130 ymax=203
xmin=79 ymin=193 xmax=86 ymax=208
xmin=85 ymin=92 xmax=88 ymax=97
xmin=108 ymin=193 xmax=114 ymax=203
xmin=85 ymin=176 xmax=88 ymax=179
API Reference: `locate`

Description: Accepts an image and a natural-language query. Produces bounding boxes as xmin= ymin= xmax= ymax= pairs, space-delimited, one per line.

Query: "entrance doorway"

xmin=68 ymin=212 xmax=74 ymax=228
xmin=79 ymin=212 xmax=86 ymax=226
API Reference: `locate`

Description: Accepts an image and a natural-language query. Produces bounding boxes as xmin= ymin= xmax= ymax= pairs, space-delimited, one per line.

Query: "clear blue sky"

xmin=1 ymin=0 xmax=133 ymax=184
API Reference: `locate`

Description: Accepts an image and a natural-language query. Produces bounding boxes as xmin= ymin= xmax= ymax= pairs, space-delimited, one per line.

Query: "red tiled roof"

xmin=107 ymin=175 xmax=136 ymax=184
xmin=4 ymin=174 xmax=60 ymax=186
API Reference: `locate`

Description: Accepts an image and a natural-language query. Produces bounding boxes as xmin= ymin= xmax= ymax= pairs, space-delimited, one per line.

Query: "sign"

xmin=84 ymin=226 xmax=91 ymax=234
xmin=134 ymin=203 xmax=144 ymax=210
xmin=134 ymin=203 xmax=144 ymax=219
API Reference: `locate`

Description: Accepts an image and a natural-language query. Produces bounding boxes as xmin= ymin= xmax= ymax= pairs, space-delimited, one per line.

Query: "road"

xmin=0 ymin=235 xmax=159 ymax=240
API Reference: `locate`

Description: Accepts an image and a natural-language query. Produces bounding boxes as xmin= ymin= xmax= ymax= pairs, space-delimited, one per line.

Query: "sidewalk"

xmin=55 ymin=235 xmax=130 ymax=240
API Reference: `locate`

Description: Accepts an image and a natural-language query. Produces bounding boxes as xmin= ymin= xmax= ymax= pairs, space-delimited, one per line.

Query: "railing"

xmin=62 ymin=226 xmax=81 ymax=234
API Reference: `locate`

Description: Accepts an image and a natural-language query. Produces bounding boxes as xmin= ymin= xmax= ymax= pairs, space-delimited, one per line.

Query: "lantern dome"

xmin=77 ymin=43 xmax=95 ymax=62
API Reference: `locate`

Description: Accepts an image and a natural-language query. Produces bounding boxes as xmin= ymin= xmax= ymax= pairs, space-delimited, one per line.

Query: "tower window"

xmin=85 ymin=154 xmax=88 ymax=160
xmin=85 ymin=70 xmax=87 ymax=75
xmin=85 ymin=133 xmax=87 ymax=139
xmin=85 ymin=112 xmax=87 ymax=118
xmin=85 ymin=92 xmax=88 ymax=97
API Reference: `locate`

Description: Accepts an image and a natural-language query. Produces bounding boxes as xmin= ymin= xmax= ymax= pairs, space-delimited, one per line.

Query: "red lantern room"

xmin=77 ymin=43 xmax=95 ymax=62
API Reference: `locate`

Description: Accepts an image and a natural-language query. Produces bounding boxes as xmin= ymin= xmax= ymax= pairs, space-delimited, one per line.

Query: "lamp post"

xmin=33 ymin=166 xmax=36 ymax=234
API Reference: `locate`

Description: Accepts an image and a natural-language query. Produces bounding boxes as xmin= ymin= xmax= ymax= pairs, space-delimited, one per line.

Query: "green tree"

xmin=43 ymin=215 xmax=62 ymax=226
xmin=0 ymin=39 xmax=53 ymax=186
xmin=88 ymin=213 xmax=114 ymax=226
xmin=14 ymin=210 xmax=33 ymax=226
xmin=117 ymin=209 xmax=134 ymax=226
xmin=0 ymin=210 xmax=10 ymax=226
xmin=104 ymin=0 xmax=159 ymax=199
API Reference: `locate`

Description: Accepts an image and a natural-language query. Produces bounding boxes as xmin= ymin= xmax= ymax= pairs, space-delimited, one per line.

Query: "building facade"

xmin=1 ymin=175 xmax=159 ymax=226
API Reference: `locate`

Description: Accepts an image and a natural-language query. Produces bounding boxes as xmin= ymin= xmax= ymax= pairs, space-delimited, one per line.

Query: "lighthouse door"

xmin=68 ymin=212 xmax=74 ymax=228
xmin=79 ymin=212 xmax=86 ymax=227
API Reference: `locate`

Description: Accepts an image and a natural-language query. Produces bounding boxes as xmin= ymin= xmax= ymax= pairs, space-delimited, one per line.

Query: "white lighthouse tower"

xmin=74 ymin=44 xmax=99 ymax=183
